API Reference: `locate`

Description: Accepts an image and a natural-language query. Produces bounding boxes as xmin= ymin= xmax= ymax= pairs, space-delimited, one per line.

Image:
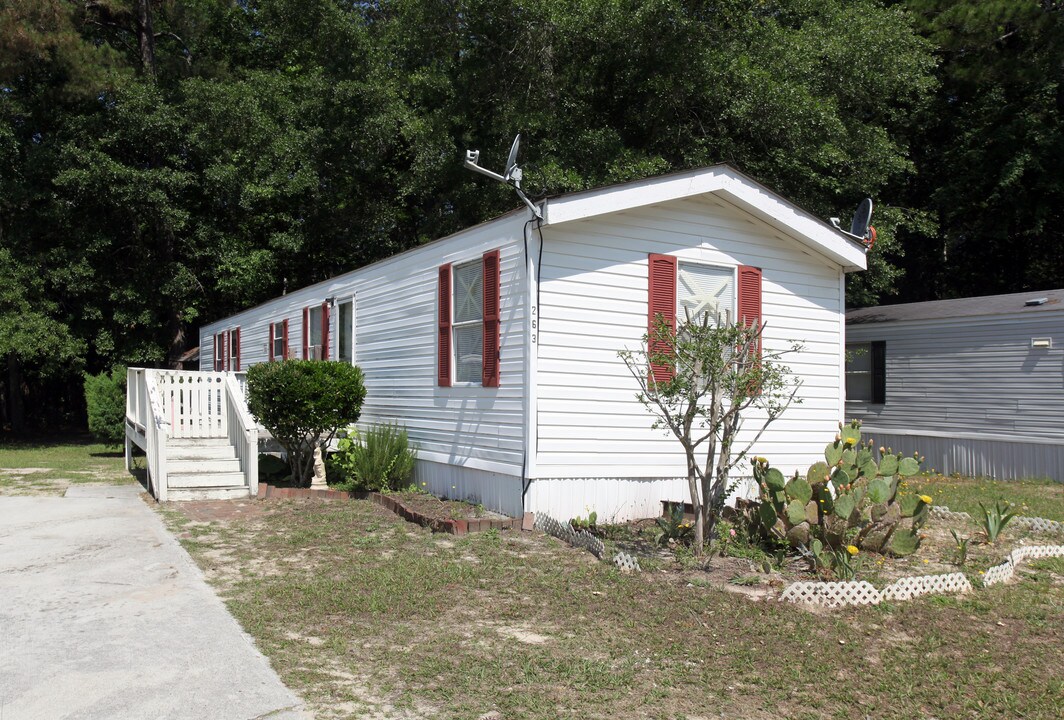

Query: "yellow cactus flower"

xmin=846 ymin=545 xmax=858 ymax=556
xmin=919 ymin=494 xmax=933 ymax=504
xmin=844 ymin=437 xmax=856 ymax=447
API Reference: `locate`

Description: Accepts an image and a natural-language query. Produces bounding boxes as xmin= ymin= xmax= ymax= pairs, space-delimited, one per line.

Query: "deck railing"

xmin=126 ymin=368 xmax=258 ymax=499
xmin=225 ymin=373 xmax=259 ymax=498
xmin=153 ymin=370 xmax=228 ymax=438
xmin=127 ymin=368 xmax=172 ymax=500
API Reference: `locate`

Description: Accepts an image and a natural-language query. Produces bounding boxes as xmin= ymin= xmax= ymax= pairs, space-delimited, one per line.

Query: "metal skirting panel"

xmin=525 ymin=476 xmax=759 ymax=524
xmin=414 ymin=459 xmax=524 ymax=518
xmin=868 ymin=430 xmax=1064 ymax=482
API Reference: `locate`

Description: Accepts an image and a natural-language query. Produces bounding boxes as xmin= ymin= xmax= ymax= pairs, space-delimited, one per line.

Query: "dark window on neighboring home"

xmin=846 ymin=341 xmax=886 ymax=404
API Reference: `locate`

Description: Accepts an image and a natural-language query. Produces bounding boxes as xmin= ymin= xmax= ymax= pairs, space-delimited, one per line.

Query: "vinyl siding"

xmin=846 ymin=313 xmax=1064 ymax=440
xmin=200 ymin=213 xmax=529 ymax=477
xmin=533 ymin=193 xmax=847 ymax=483
xmin=846 ymin=312 xmax=1064 ymax=480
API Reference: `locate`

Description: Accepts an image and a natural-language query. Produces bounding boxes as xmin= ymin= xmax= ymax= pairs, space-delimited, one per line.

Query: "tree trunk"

xmin=687 ymin=451 xmax=704 ymax=553
xmin=136 ymin=0 xmax=157 ymax=80
xmin=7 ymin=354 xmax=24 ymax=433
xmin=166 ymin=314 xmax=185 ymax=369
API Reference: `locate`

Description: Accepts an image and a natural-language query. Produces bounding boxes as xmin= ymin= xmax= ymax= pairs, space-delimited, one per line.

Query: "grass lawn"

xmin=161 ymin=492 xmax=1064 ymax=720
xmin=0 ymin=435 xmax=135 ymax=495
xmin=909 ymin=474 xmax=1064 ymax=522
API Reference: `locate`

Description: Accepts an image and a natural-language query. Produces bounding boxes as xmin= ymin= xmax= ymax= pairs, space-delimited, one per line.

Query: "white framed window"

xmin=307 ymin=305 xmax=323 ymax=359
xmin=677 ymin=262 xmax=735 ymax=325
xmin=452 ymin=259 xmax=483 ymax=384
xmin=338 ymin=298 xmax=354 ymax=364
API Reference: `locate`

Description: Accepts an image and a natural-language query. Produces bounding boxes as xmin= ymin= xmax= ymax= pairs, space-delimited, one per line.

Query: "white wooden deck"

xmin=125 ymin=369 xmax=258 ymax=501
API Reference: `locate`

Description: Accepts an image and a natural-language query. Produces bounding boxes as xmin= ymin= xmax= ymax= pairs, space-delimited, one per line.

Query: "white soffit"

xmin=541 ymin=165 xmax=868 ymax=272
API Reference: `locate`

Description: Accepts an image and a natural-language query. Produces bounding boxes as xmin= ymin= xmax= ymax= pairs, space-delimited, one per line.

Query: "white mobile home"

xmin=198 ymin=165 xmax=867 ymax=520
xmin=845 ymin=290 xmax=1064 ymax=481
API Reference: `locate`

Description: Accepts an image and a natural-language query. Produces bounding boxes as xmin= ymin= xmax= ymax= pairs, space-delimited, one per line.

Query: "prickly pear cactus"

xmin=752 ymin=420 xmax=929 ymax=561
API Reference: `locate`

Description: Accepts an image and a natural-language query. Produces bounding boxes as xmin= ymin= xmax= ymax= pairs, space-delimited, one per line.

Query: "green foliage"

xmin=655 ymin=505 xmax=694 ymax=547
xmin=570 ymin=511 xmax=598 ymax=533
xmin=83 ymin=366 xmax=127 ymax=447
xmin=752 ymin=420 xmax=930 ymax=574
xmin=949 ymin=529 xmax=970 ymax=567
xmin=1 ymin=0 xmax=940 ymax=433
xmin=330 ymin=422 xmax=417 ymax=493
xmin=246 ymin=360 xmax=366 ymax=486
xmin=977 ymin=501 xmax=1020 ymax=544
xmin=621 ymin=310 xmax=802 ymax=555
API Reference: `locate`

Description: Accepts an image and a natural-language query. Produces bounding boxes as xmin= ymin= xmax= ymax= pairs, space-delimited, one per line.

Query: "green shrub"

xmin=330 ymin=422 xmax=417 ymax=492
xmin=84 ymin=366 xmax=127 ymax=446
xmin=246 ymin=360 xmax=366 ymax=486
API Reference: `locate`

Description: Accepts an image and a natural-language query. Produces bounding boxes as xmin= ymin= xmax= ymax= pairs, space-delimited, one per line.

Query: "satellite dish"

xmin=504 ymin=135 xmax=521 ymax=180
xmin=463 ymin=133 xmax=541 ymax=219
xmin=850 ymin=198 xmax=873 ymax=238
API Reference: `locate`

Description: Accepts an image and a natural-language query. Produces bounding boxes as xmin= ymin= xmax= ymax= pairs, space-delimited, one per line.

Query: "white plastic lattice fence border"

xmin=983 ymin=544 xmax=1064 ymax=587
xmin=881 ymin=572 xmax=971 ymax=602
xmin=534 ymin=513 xmax=606 ymax=559
xmin=614 ymin=551 xmax=641 ymax=572
xmin=1012 ymin=516 xmax=1064 ymax=535
xmin=929 ymin=506 xmax=972 ymax=523
xmin=931 ymin=505 xmax=1062 ymax=535
xmin=779 ymin=581 xmax=881 ymax=607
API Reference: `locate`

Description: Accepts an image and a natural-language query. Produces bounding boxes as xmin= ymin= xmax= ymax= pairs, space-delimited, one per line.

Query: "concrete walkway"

xmin=0 ymin=484 xmax=309 ymax=720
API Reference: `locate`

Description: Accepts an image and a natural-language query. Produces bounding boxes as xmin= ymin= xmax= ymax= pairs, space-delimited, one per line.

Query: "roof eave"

xmin=541 ymin=165 xmax=867 ymax=272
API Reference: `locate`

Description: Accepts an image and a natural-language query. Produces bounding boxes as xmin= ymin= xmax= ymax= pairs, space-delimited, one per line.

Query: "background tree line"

xmin=0 ymin=0 xmax=1060 ymax=432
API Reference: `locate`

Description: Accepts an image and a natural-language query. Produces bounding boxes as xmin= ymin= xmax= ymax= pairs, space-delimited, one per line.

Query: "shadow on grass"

xmin=0 ymin=432 xmax=101 ymax=450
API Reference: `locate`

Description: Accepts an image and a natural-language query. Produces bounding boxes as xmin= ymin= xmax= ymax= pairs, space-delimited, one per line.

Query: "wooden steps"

xmin=165 ymin=438 xmax=251 ymax=501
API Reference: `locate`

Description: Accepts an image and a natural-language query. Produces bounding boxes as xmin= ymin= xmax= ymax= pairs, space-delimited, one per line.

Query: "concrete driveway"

xmin=0 ymin=484 xmax=309 ymax=720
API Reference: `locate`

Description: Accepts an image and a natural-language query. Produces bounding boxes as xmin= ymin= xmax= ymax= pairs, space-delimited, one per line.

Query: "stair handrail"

xmin=144 ymin=371 xmax=170 ymax=502
xmin=224 ymin=374 xmax=258 ymax=497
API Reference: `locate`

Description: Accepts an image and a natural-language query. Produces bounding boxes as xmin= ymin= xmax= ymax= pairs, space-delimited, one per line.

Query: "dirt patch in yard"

xmin=156 ymin=496 xmax=1064 ymax=720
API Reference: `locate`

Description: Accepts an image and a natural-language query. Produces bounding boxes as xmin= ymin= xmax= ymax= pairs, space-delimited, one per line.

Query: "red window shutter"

xmin=321 ymin=302 xmax=330 ymax=361
xmin=437 ymin=264 xmax=452 ymax=387
xmin=482 ymin=249 xmax=501 ymax=387
xmin=282 ymin=319 xmax=289 ymax=360
xmin=737 ymin=265 xmax=763 ymax=358
xmin=647 ymin=253 xmax=677 ymax=382
xmin=233 ymin=328 xmax=241 ymax=371
xmin=215 ymin=333 xmax=223 ymax=371
xmin=269 ymin=323 xmax=275 ymax=362
xmin=302 ymin=307 xmax=310 ymax=359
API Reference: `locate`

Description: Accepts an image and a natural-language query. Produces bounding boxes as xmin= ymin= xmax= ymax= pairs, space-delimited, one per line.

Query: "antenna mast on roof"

xmin=463 ymin=134 xmax=542 ymax=220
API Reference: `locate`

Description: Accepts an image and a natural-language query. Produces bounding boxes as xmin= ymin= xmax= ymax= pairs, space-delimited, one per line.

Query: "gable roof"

xmin=847 ymin=288 xmax=1064 ymax=325
xmin=541 ymin=164 xmax=868 ymax=272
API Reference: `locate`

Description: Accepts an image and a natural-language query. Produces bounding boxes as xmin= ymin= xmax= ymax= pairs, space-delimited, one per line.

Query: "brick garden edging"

xmin=257 ymin=482 xmax=530 ymax=536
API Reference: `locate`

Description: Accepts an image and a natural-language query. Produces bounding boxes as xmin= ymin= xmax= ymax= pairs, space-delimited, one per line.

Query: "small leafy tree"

xmin=620 ymin=311 xmax=801 ymax=555
xmin=246 ymin=360 xmax=367 ymax=486
xmin=84 ymin=365 xmax=127 ymax=446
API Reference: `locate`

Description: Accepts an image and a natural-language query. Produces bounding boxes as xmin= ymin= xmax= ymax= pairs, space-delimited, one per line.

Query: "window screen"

xmin=452 ymin=260 xmax=483 ymax=384
xmin=338 ymin=300 xmax=353 ymax=364
xmin=308 ymin=306 xmax=323 ymax=357
xmin=677 ymin=263 xmax=734 ymax=325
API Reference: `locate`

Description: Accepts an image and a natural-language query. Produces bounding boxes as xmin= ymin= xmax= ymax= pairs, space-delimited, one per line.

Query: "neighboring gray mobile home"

xmin=200 ymin=165 xmax=867 ymax=520
xmin=845 ymin=290 xmax=1064 ymax=482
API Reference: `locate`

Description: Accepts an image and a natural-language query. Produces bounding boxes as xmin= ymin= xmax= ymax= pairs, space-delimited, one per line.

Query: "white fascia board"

xmin=542 ymin=165 xmax=867 ymax=272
